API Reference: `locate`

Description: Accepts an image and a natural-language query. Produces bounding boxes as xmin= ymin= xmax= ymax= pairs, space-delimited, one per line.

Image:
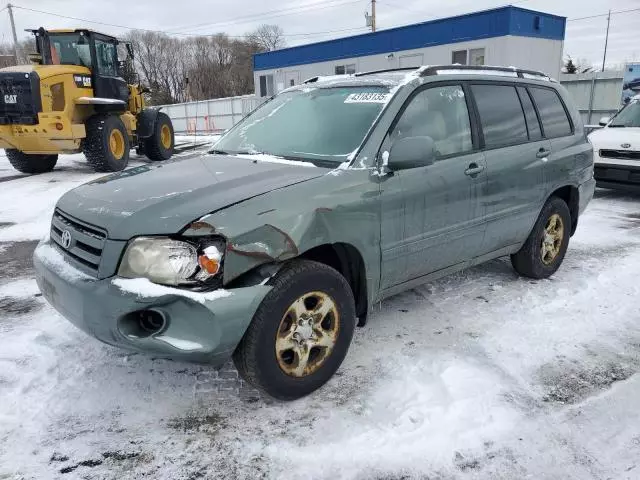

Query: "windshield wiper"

xmin=208 ymin=148 xmax=231 ymax=155
xmin=608 ymin=125 xmax=626 ymax=128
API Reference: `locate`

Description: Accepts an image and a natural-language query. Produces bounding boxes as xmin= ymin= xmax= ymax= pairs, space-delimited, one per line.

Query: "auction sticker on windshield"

xmin=344 ymin=92 xmax=391 ymax=103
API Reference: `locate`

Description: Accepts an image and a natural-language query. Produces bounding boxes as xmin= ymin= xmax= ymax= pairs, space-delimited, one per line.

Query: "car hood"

xmin=589 ymin=127 xmax=640 ymax=149
xmin=56 ymin=154 xmax=328 ymax=240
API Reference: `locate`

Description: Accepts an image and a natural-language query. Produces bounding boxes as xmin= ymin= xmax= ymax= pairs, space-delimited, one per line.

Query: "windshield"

xmin=48 ymin=34 xmax=92 ymax=68
xmin=213 ymin=86 xmax=392 ymax=164
xmin=609 ymin=100 xmax=640 ymax=127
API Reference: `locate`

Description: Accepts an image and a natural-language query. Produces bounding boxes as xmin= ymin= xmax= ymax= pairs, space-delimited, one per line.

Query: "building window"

xmin=451 ymin=48 xmax=485 ymax=66
xmin=289 ymin=79 xmax=295 ymax=86
xmin=259 ymin=74 xmax=274 ymax=97
xmin=452 ymin=50 xmax=467 ymax=65
xmin=335 ymin=64 xmax=356 ymax=75
xmin=469 ymin=48 xmax=485 ymax=66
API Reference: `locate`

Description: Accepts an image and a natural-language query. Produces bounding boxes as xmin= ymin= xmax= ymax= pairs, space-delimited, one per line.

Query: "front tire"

xmin=233 ymin=260 xmax=356 ymax=400
xmin=144 ymin=112 xmax=174 ymax=161
xmin=511 ymin=196 xmax=571 ymax=279
xmin=83 ymin=114 xmax=130 ymax=172
xmin=5 ymin=149 xmax=57 ymax=174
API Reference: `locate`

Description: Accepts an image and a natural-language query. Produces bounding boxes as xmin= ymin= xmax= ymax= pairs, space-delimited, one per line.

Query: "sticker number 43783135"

xmin=344 ymin=92 xmax=390 ymax=103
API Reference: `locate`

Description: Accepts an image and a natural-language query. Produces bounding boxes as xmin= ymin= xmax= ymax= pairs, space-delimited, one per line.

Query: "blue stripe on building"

xmin=253 ymin=6 xmax=566 ymax=71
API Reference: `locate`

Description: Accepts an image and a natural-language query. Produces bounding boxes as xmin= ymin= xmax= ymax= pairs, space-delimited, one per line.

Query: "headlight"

xmin=118 ymin=237 xmax=224 ymax=286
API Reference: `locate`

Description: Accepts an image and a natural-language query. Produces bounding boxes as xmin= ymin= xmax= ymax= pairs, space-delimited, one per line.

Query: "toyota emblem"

xmin=61 ymin=229 xmax=72 ymax=249
xmin=621 ymin=143 xmax=631 ymax=148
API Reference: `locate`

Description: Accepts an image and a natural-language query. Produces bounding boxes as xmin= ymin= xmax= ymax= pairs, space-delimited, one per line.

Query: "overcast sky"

xmin=4 ymin=0 xmax=639 ymax=68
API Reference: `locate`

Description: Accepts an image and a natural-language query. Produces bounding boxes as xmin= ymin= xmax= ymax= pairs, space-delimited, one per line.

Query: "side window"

xmin=391 ymin=85 xmax=473 ymax=158
xmin=95 ymin=39 xmax=117 ymax=76
xmin=516 ymin=86 xmax=542 ymax=141
xmin=528 ymin=87 xmax=573 ymax=138
xmin=471 ymin=84 xmax=528 ymax=148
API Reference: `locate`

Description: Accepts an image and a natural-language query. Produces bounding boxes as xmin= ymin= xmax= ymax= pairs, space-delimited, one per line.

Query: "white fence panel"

xmin=559 ymin=71 xmax=623 ymax=124
xmin=158 ymin=94 xmax=264 ymax=135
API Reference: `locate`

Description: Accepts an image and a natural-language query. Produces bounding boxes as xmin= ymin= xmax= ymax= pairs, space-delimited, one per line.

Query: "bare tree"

xmin=247 ymin=24 xmax=286 ymax=52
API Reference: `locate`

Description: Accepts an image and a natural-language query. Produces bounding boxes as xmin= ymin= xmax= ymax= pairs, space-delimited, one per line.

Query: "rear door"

xmin=527 ymin=86 xmax=578 ymax=193
xmin=470 ymin=83 xmax=549 ymax=254
xmin=379 ymin=83 xmax=487 ymax=291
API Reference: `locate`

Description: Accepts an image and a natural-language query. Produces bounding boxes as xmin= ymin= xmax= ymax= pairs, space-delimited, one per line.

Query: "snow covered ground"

xmin=1 ymin=150 xmax=639 ymax=479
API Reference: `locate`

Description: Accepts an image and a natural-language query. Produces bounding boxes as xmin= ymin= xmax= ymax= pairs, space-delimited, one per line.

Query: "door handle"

xmin=464 ymin=163 xmax=485 ymax=176
xmin=536 ymin=148 xmax=551 ymax=159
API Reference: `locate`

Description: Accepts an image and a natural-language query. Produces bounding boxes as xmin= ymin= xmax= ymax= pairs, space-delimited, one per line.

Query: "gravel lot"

xmin=1 ymin=150 xmax=639 ymax=479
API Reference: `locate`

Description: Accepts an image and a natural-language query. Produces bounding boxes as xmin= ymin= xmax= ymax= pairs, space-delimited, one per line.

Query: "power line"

xmin=168 ymin=0 xmax=363 ymax=33
xmin=567 ymin=7 xmax=640 ymax=22
xmin=10 ymin=4 xmax=366 ymax=39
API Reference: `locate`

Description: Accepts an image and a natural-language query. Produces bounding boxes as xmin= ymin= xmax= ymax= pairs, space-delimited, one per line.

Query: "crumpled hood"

xmin=56 ymin=154 xmax=327 ymax=240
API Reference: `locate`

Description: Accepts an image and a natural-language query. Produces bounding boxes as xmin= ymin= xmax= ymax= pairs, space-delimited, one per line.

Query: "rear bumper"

xmin=33 ymin=240 xmax=271 ymax=364
xmin=0 ymin=115 xmax=85 ymax=154
xmin=578 ymin=177 xmax=596 ymax=214
xmin=594 ymin=163 xmax=640 ymax=191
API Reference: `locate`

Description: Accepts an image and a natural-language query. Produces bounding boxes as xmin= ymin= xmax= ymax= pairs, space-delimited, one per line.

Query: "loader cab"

xmin=30 ymin=28 xmax=129 ymax=104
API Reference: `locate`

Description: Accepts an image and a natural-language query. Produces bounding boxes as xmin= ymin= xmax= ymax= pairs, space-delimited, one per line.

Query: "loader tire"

xmin=5 ymin=149 xmax=57 ymax=174
xmin=144 ymin=112 xmax=174 ymax=161
xmin=83 ymin=114 xmax=130 ymax=172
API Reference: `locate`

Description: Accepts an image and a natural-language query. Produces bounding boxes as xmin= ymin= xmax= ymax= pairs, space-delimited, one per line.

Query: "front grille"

xmin=599 ymin=149 xmax=640 ymax=160
xmin=50 ymin=209 xmax=107 ymax=275
xmin=0 ymin=70 xmax=41 ymax=125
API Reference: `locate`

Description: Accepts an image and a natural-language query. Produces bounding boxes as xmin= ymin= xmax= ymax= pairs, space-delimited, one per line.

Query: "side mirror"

xmin=598 ymin=116 xmax=610 ymax=126
xmin=387 ymin=136 xmax=436 ymax=170
xmin=27 ymin=53 xmax=43 ymax=64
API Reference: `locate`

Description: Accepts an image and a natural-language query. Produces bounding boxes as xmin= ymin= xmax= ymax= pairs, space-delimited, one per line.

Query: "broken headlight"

xmin=118 ymin=237 xmax=224 ymax=287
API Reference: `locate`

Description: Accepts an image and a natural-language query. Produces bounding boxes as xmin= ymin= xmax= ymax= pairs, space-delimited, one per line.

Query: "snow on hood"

xmin=56 ymin=155 xmax=326 ymax=240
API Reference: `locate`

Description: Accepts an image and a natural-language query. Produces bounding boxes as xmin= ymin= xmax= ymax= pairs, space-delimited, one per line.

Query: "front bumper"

xmin=33 ymin=240 xmax=271 ymax=364
xmin=594 ymin=162 xmax=640 ymax=192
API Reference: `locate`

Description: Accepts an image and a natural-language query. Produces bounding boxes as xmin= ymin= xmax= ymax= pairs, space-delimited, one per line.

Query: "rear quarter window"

xmin=528 ymin=87 xmax=573 ymax=138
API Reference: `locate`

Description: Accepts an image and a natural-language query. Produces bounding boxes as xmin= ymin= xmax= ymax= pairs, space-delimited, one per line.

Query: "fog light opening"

xmin=119 ymin=309 xmax=167 ymax=339
xmin=140 ymin=310 xmax=165 ymax=333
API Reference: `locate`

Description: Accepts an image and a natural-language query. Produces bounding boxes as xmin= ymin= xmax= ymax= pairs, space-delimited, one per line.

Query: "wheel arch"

xmin=548 ymin=185 xmax=580 ymax=235
xmin=229 ymin=242 xmax=369 ymax=327
xmin=136 ymin=107 xmax=162 ymax=138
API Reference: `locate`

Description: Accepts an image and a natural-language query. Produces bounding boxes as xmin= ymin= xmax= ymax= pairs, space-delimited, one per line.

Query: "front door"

xmin=379 ymin=84 xmax=487 ymax=291
xmin=91 ymin=35 xmax=129 ymax=102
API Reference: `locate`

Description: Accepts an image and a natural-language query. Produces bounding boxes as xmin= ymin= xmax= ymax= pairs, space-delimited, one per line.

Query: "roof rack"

xmin=305 ymin=65 xmax=553 ymax=85
xmin=419 ymin=65 xmax=553 ymax=81
xmin=354 ymin=67 xmax=419 ymax=77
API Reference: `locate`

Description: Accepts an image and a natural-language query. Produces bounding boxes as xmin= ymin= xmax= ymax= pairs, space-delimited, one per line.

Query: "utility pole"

xmin=601 ymin=9 xmax=611 ymax=72
xmin=371 ymin=0 xmax=376 ymax=32
xmin=7 ymin=3 xmax=20 ymax=64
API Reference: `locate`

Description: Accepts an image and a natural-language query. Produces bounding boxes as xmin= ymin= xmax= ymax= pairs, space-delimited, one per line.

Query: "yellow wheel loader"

xmin=0 ymin=27 xmax=174 ymax=174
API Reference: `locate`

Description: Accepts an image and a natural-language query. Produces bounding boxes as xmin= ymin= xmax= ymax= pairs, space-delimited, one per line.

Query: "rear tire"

xmin=83 ymin=114 xmax=130 ymax=172
xmin=233 ymin=260 xmax=356 ymax=401
xmin=144 ymin=112 xmax=174 ymax=161
xmin=5 ymin=149 xmax=57 ymax=174
xmin=511 ymin=196 xmax=571 ymax=279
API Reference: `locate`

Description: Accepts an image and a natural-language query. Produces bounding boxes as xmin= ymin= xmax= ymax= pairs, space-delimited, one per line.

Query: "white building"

xmin=253 ymin=6 xmax=566 ymax=97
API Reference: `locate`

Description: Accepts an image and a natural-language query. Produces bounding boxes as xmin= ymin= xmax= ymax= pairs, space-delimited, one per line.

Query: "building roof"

xmin=254 ymin=5 xmax=565 ymax=71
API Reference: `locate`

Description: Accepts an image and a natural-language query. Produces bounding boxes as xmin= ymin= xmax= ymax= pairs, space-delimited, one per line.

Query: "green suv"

xmin=34 ymin=66 xmax=595 ymax=400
